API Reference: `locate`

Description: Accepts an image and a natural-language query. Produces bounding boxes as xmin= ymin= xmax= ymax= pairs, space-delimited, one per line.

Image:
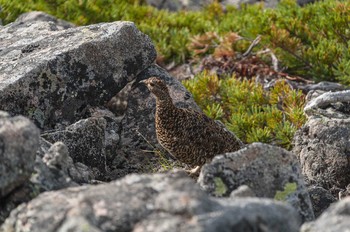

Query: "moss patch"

xmin=214 ymin=177 xmax=228 ymax=196
xmin=274 ymin=182 xmax=297 ymax=201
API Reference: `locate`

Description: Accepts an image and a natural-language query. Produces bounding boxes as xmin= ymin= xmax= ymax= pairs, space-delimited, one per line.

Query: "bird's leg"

xmin=186 ymin=165 xmax=201 ymax=177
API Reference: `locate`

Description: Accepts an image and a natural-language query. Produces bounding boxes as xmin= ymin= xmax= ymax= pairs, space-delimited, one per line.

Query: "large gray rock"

xmin=0 ymin=20 xmax=156 ymax=129
xmin=301 ymin=197 xmax=350 ymax=232
xmin=42 ymin=117 xmax=108 ymax=179
xmin=198 ymin=143 xmax=314 ymax=222
xmin=294 ymin=90 xmax=350 ymax=192
xmin=0 ymin=139 xmax=91 ymax=224
xmin=1 ymin=171 xmax=301 ymax=232
xmin=0 ymin=111 xmax=40 ymax=198
xmin=119 ymin=64 xmax=201 ymax=173
xmin=37 ymin=140 xmax=94 ymax=186
xmin=42 ymin=109 xmax=130 ymax=181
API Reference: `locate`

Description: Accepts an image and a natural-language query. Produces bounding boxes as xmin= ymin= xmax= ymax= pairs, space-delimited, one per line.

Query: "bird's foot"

xmin=186 ymin=166 xmax=201 ymax=178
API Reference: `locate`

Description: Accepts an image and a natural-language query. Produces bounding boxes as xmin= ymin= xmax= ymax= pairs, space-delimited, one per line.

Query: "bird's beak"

xmin=131 ymin=79 xmax=147 ymax=90
xmin=139 ymin=79 xmax=150 ymax=85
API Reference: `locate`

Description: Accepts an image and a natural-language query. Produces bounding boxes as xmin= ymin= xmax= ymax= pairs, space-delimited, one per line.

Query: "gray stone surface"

xmin=0 ymin=111 xmax=40 ymax=198
xmin=42 ymin=111 xmax=131 ymax=181
xmin=230 ymin=185 xmax=256 ymax=198
xmin=307 ymin=186 xmax=336 ymax=218
xmin=145 ymin=0 xmax=211 ymax=11
xmin=39 ymin=140 xmax=94 ymax=185
xmin=304 ymin=90 xmax=350 ymax=117
xmin=299 ymin=81 xmax=346 ymax=94
xmin=119 ymin=64 xmax=201 ymax=173
xmin=222 ymin=0 xmax=279 ymax=8
xmin=1 ymin=171 xmax=301 ymax=232
xmin=0 ymin=20 xmax=156 ymax=129
xmin=198 ymin=142 xmax=314 ymax=222
xmin=0 ymin=139 xmax=87 ymax=224
xmin=293 ymin=92 xmax=350 ymax=191
xmin=301 ymin=197 xmax=350 ymax=232
xmin=42 ymin=117 xmax=108 ymax=179
xmin=222 ymin=0 xmax=318 ymax=8
xmin=14 ymin=11 xmax=75 ymax=29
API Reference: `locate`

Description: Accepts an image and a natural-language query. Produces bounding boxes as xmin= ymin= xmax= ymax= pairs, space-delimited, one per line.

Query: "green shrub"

xmin=183 ymin=72 xmax=306 ymax=149
xmin=1 ymin=0 xmax=349 ymax=84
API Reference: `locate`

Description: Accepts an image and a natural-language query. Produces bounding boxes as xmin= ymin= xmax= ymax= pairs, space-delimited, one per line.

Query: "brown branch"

xmin=242 ymin=35 xmax=261 ymax=57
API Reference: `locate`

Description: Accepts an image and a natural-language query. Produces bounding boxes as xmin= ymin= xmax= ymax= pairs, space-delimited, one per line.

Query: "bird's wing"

xmin=178 ymin=108 xmax=242 ymax=145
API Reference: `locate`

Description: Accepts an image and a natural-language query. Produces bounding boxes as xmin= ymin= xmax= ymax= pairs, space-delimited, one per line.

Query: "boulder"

xmin=1 ymin=171 xmax=301 ymax=232
xmin=307 ymin=186 xmax=336 ymax=218
xmin=301 ymin=197 xmax=350 ymax=232
xmin=42 ymin=117 xmax=108 ymax=179
xmin=0 ymin=139 xmax=87 ymax=224
xmin=293 ymin=90 xmax=350 ymax=193
xmin=0 ymin=111 xmax=40 ymax=198
xmin=37 ymin=140 xmax=94 ymax=186
xmin=198 ymin=142 xmax=314 ymax=222
xmin=119 ymin=64 xmax=201 ymax=173
xmin=0 ymin=19 xmax=156 ymax=130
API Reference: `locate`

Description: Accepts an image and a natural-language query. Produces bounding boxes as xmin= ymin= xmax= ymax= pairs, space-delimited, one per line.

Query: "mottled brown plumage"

xmin=141 ymin=77 xmax=243 ymax=167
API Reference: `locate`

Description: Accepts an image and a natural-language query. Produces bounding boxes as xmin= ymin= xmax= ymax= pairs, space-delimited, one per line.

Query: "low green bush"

xmin=183 ymin=72 xmax=306 ymax=149
xmin=1 ymin=0 xmax=349 ymax=83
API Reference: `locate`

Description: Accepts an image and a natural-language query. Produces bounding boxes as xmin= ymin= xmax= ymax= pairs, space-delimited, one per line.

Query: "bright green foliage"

xmin=1 ymin=0 xmax=349 ymax=83
xmin=183 ymin=72 xmax=306 ymax=149
xmin=274 ymin=182 xmax=297 ymax=201
xmin=0 ymin=0 xmax=214 ymax=64
xmin=213 ymin=177 xmax=228 ymax=196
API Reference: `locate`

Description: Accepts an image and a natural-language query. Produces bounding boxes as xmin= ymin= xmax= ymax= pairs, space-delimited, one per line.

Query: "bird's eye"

xmin=149 ymin=83 xmax=155 ymax=87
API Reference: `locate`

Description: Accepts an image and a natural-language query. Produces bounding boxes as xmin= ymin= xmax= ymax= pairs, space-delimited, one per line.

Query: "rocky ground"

xmin=1 ymin=11 xmax=350 ymax=232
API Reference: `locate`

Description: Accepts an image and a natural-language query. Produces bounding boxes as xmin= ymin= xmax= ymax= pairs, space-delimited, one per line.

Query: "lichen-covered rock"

xmin=120 ymin=64 xmax=201 ymax=173
xmin=33 ymin=140 xmax=81 ymax=189
xmin=198 ymin=142 xmax=314 ymax=222
xmin=307 ymin=186 xmax=336 ymax=218
xmin=0 ymin=171 xmax=301 ymax=232
xmin=0 ymin=111 xmax=40 ymax=198
xmin=38 ymin=140 xmax=95 ymax=185
xmin=42 ymin=117 xmax=107 ymax=179
xmin=301 ymin=197 xmax=350 ymax=232
xmin=293 ymin=90 xmax=350 ymax=194
xmin=42 ymin=111 xmax=129 ymax=181
xmin=0 ymin=139 xmax=90 ymax=224
xmin=88 ymin=107 xmax=124 ymax=178
xmin=0 ymin=20 xmax=156 ymax=129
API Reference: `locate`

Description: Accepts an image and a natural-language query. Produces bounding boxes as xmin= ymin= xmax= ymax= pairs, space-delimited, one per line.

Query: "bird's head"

xmin=140 ymin=77 xmax=170 ymax=100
